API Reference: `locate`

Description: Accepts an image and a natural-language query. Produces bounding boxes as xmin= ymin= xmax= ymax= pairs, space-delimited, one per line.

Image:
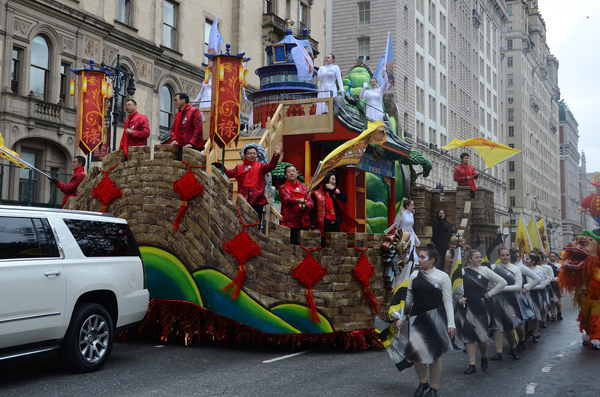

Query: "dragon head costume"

xmin=558 ymin=230 xmax=600 ymax=349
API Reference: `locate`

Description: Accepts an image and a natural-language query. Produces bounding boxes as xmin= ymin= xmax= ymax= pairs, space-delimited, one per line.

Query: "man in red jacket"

xmin=169 ymin=93 xmax=204 ymax=152
xmin=49 ymin=155 xmax=86 ymax=208
xmin=119 ymin=99 xmax=150 ymax=158
xmin=453 ymin=153 xmax=479 ymax=197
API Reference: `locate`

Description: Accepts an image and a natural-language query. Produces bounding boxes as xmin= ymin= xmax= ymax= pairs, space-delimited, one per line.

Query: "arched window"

xmin=159 ymin=85 xmax=174 ymax=143
xmin=30 ymin=36 xmax=49 ymax=100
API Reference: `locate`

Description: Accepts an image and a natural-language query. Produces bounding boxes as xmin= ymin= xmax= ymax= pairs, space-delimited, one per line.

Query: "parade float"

xmin=63 ymin=26 xmax=436 ymax=349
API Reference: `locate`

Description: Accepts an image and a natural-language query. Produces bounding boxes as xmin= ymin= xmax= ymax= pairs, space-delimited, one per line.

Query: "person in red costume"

xmin=49 ymin=155 xmax=86 ymax=208
xmin=309 ymin=172 xmax=350 ymax=247
xmin=219 ymin=142 xmax=282 ymax=226
xmin=453 ymin=153 xmax=479 ymax=198
xmin=119 ymin=99 xmax=150 ymax=158
xmin=169 ymin=93 xmax=204 ymax=152
xmin=579 ymin=172 xmax=600 ymax=225
xmin=278 ymin=164 xmax=314 ymax=245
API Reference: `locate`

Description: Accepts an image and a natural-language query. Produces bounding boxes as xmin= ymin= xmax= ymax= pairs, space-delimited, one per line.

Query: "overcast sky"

xmin=538 ymin=1 xmax=600 ymax=173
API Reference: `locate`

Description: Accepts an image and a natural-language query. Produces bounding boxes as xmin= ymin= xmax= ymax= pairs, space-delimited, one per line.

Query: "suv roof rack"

xmin=0 ymin=205 xmax=116 ymax=218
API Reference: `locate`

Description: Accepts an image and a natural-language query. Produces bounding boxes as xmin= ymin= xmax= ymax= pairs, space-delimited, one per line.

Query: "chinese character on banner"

xmin=75 ymin=70 xmax=106 ymax=154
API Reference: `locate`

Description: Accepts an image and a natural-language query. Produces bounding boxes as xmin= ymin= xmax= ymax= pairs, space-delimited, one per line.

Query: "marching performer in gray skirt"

xmin=512 ymin=248 xmax=541 ymax=351
xmin=490 ymin=247 xmax=524 ymax=361
xmin=525 ymin=252 xmax=548 ymax=343
xmin=547 ymin=252 xmax=563 ymax=321
xmin=398 ymin=248 xmax=455 ymax=397
xmin=454 ymin=250 xmax=506 ymax=375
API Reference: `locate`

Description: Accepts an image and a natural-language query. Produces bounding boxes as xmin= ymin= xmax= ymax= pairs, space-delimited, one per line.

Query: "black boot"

xmin=532 ymin=335 xmax=540 ymax=343
xmin=464 ymin=365 xmax=476 ymax=374
xmin=414 ymin=382 xmax=430 ymax=397
xmin=490 ymin=352 xmax=502 ymax=361
xmin=509 ymin=348 xmax=520 ymax=360
xmin=396 ymin=359 xmax=414 ymax=372
xmin=425 ymin=389 xmax=438 ymax=397
xmin=481 ymin=357 xmax=488 ymax=371
xmin=517 ymin=341 xmax=526 ymax=351
xmin=557 ymin=312 xmax=563 ymax=321
xmin=540 ymin=322 xmax=548 ymax=328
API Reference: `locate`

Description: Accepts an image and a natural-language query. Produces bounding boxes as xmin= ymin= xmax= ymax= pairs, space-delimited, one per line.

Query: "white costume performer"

xmin=194 ymin=78 xmax=211 ymax=122
xmin=385 ymin=206 xmax=420 ymax=263
xmin=360 ymin=73 xmax=388 ymax=121
xmin=315 ymin=64 xmax=343 ymax=115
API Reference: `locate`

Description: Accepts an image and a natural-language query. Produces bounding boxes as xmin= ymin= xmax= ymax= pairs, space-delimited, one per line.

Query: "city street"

xmin=0 ymin=300 xmax=597 ymax=397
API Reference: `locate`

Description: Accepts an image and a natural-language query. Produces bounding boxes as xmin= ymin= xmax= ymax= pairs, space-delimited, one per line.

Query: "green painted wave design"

xmin=270 ymin=304 xmax=333 ymax=333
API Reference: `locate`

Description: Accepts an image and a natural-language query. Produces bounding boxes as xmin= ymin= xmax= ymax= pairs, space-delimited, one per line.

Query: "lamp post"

xmin=101 ymin=55 xmax=136 ymax=151
xmin=508 ymin=206 xmax=515 ymax=248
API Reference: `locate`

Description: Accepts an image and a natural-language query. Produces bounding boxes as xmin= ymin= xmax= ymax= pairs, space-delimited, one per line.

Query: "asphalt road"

xmin=0 ymin=299 xmax=597 ymax=397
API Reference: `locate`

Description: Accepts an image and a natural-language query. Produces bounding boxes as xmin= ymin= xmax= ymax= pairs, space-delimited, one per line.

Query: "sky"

xmin=538 ymin=1 xmax=600 ymax=173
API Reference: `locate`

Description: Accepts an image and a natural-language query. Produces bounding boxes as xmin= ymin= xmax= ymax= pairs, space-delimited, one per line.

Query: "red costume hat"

xmin=591 ymin=172 xmax=600 ymax=186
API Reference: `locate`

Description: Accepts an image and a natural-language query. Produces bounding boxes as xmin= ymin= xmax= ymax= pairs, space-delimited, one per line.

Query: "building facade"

xmin=558 ymin=99 xmax=582 ymax=247
xmin=504 ymin=0 xmax=561 ymax=240
xmin=331 ymin=0 xmax=508 ymax=225
xmin=0 ymin=0 xmax=325 ymax=205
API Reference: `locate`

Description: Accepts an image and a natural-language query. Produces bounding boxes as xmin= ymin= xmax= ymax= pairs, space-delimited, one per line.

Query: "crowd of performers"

xmin=387 ymin=243 xmax=565 ymax=397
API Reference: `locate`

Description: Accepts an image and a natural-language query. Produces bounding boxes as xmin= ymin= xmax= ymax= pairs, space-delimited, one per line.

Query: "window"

xmin=509 ymin=197 xmax=516 ymax=207
xmin=507 ymin=4 xmax=513 ymax=16
xmin=299 ymin=2 xmax=308 ymax=32
xmin=507 ymin=56 xmax=513 ymax=67
xmin=204 ymin=19 xmax=213 ymax=65
xmin=18 ymin=151 xmax=38 ymax=202
xmin=508 ymin=109 xmax=514 ymax=122
xmin=404 ymin=76 xmax=408 ymax=101
xmin=159 ymin=85 xmax=174 ymax=142
xmin=508 ymin=126 xmax=514 ymax=137
xmin=429 ymin=1 xmax=436 ymax=26
xmin=428 ymin=31 xmax=435 ymax=56
xmin=358 ymin=37 xmax=370 ymax=60
xmin=11 ymin=48 xmax=22 ymax=94
xmin=358 ymin=2 xmax=370 ymax=25
xmin=429 ymin=95 xmax=436 ymax=120
xmin=508 ymin=91 xmax=513 ymax=104
xmin=60 ymin=63 xmax=70 ymax=103
xmin=30 ymin=36 xmax=49 ymax=100
xmin=508 ymin=73 xmax=513 ymax=86
xmin=118 ymin=0 xmax=131 ymax=25
xmin=507 ymin=39 xmax=513 ymax=50
xmin=509 ymin=143 xmax=514 ymax=148
xmin=0 ymin=217 xmax=59 ymax=259
xmin=509 ymin=179 xmax=515 ymax=190
xmin=507 ymin=22 xmax=513 ymax=32
xmin=64 ymin=219 xmax=140 ymax=257
xmin=116 ymin=66 xmax=131 ymax=124
xmin=265 ymin=0 xmax=274 ymax=14
xmin=428 ymin=63 xmax=435 ymax=88
xmin=163 ymin=1 xmax=177 ymax=50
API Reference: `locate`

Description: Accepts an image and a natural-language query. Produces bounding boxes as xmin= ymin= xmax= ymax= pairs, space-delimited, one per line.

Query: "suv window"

xmin=63 ymin=219 xmax=140 ymax=257
xmin=0 ymin=217 xmax=59 ymax=259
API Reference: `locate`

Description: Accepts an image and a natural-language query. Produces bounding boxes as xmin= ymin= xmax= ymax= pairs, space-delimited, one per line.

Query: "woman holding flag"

xmin=360 ymin=70 xmax=388 ymax=121
xmin=397 ymin=247 xmax=455 ymax=397
xmin=315 ymin=53 xmax=343 ymax=115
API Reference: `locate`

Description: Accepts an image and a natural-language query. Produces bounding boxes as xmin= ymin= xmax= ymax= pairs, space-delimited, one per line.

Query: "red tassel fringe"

xmin=305 ymin=288 xmax=321 ymax=323
xmin=173 ymin=200 xmax=188 ymax=232
xmin=221 ymin=264 xmax=247 ymax=299
xmin=129 ymin=299 xmax=383 ymax=350
xmin=362 ymin=286 xmax=382 ymax=314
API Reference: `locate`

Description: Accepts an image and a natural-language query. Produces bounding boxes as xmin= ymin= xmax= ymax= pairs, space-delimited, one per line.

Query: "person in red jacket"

xmin=49 ymin=155 xmax=86 ymax=208
xmin=453 ymin=153 xmax=479 ymax=198
xmin=220 ymin=142 xmax=282 ymax=226
xmin=278 ymin=164 xmax=314 ymax=245
xmin=119 ymin=99 xmax=150 ymax=158
xmin=169 ymin=93 xmax=204 ymax=152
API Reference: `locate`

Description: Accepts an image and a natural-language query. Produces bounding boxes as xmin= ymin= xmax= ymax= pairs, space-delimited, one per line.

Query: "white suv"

xmin=0 ymin=205 xmax=149 ymax=372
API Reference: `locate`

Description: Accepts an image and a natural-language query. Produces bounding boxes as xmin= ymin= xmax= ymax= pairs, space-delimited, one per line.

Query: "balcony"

xmin=529 ymin=94 xmax=540 ymax=112
xmin=472 ymin=9 xmax=482 ymax=28
xmin=262 ymin=13 xmax=287 ymax=44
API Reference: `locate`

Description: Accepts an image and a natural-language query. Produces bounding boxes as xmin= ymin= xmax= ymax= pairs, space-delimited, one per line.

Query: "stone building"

xmin=558 ymin=99 xmax=582 ymax=248
xmin=504 ymin=0 xmax=561 ymax=242
xmin=330 ymin=0 xmax=508 ymax=226
xmin=0 ymin=0 xmax=325 ymax=205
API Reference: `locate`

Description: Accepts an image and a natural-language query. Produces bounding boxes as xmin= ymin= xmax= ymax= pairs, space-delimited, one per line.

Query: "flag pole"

xmin=0 ymin=147 xmax=51 ymax=179
xmin=304 ymin=160 xmax=322 ymax=199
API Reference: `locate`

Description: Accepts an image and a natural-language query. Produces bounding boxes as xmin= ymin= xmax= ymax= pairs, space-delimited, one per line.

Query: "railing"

xmin=33 ymin=100 xmax=61 ymax=121
xmin=259 ymin=103 xmax=284 ymax=158
xmin=0 ymin=163 xmax=73 ymax=208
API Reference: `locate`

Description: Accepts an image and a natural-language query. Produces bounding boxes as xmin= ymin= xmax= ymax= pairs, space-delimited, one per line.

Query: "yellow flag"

xmin=537 ymin=218 xmax=549 ymax=255
xmin=516 ymin=213 xmax=532 ymax=256
xmin=441 ymin=137 xmax=521 ymax=169
xmin=309 ymin=121 xmax=386 ymax=189
xmin=0 ymin=132 xmax=28 ymax=169
xmin=527 ymin=216 xmax=543 ymax=251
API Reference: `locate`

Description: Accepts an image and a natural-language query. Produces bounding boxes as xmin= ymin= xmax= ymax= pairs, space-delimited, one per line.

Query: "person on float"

xmin=454 ymin=249 xmax=506 ymax=374
xmin=524 ymin=252 xmax=548 ymax=343
xmin=385 ymin=198 xmax=420 ymax=264
xmin=278 ymin=164 xmax=314 ymax=245
xmin=453 ymin=153 xmax=479 ymax=198
xmin=118 ymin=99 xmax=150 ymax=157
xmin=217 ymin=143 xmax=282 ymax=225
xmin=315 ymin=53 xmax=344 ymax=115
xmin=547 ymin=251 xmax=563 ymax=321
xmin=169 ymin=93 xmax=204 ymax=151
xmin=397 ymin=248 xmax=455 ymax=397
xmin=489 ymin=247 xmax=524 ymax=361
xmin=539 ymin=252 xmax=556 ymax=328
xmin=194 ymin=59 xmax=212 ymax=122
xmin=309 ymin=172 xmax=348 ymax=247
xmin=431 ymin=209 xmax=453 ymax=271
xmin=359 ymin=71 xmax=388 ymax=121
xmin=511 ymin=248 xmax=541 ymax=351
xmin=49 ymin=156 xmax=87 ymax=209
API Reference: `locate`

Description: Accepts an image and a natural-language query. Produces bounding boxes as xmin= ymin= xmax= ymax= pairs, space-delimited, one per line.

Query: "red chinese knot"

xmin=91 ymin=163 xmax=122 ymax=212
xmin=352 ymin=247 xmax=381 ymax=314
xmin=172 ymin=162 xmax=206 ymax=232
xmin=291 ymin=246 xmax=327 ymax=323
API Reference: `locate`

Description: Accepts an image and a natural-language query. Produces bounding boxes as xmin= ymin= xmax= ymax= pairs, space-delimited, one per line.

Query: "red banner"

xmin=75 ymin=70 xmax=105 ymax=154
xmin=209 ymin=56 xmax=243 ymax=148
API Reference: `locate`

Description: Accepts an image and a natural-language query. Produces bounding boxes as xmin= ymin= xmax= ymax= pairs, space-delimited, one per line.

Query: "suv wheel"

xmin=60 ymin=303 xmax=114 ymax=373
